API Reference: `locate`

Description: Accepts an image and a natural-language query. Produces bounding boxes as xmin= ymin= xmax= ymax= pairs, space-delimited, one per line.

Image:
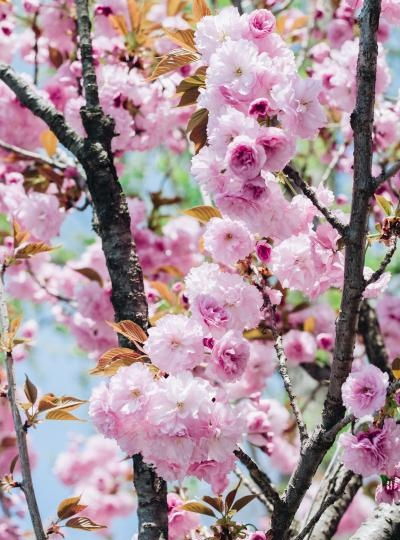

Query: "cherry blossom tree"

xmin=1 ymin=0 xmax=400 ymax=539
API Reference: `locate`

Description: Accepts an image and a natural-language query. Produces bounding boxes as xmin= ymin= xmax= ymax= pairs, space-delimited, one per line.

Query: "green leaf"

xmin=375 ymin=194 xmax=394 ymax=216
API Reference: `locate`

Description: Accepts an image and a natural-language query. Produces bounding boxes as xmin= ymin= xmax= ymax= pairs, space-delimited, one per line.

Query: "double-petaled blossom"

xmin=342 ymin=364 xmax=389 ymax=418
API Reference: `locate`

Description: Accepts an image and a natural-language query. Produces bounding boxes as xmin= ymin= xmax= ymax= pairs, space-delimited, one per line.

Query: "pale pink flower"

xmin=144 ymin=314 xmax=204 ymax=373
xmin=248 ymin=9 xmax=276 ymax=38
xmin=226 ymin=135 xmax=266 ymax=179
xmin=203 ymin=217 xmax=253 ymax=265
xmin=342 ymin=364 xmax=389 ymax=418
xmin=168 ymin=493 xmax=199 ymax=540
xmin=340 ymin=419 xmax=400 ymax=476
xmin=192 ymin=294 xmax=230 ymax=334
xmin=209 ymin=330 xmax=250 ymax=381
xmin=109 ymin=363 xmax=156 ymax=415
xmin=16 ymin=193 xmax=64 ymax=242
xmin=257 ymin=127 xmax=296 ymax=171
xmin=283 ymin=330 xmax=317 ymax=364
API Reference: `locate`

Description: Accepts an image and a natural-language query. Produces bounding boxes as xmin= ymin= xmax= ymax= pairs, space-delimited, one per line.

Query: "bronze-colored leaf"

xmin=48 ymin=46 xmax=64 ymax=69
xmin=177 ymin=86 xmax=200 ymax=107
xmin=202 ymin=495 xmax=224 ymax=513
xmin=24 ymin=375 xmax=37 ymax=405
xmin=15 ymin=242 xmax=56 ymax=259
xmin=9 ymin=455 xmax=18 ymax=475
xmin=106 ymin=320 xmax=147 ymax=343
xmin=192 ymin=0 xmax=211 ymax=22
xmin=37 ymin=393 xmax=58 ymax=412
xmin=89 ymin=347 xmax=146 ymax=375
xmin=150 ymin=50 xmax=199 ymax=80
xmin=109 ymin=14 xmax=129 ymax=36
xmin=73 ymin=267 xmax=103 ymax=287
xmin=40 ymin=130 xmax=58 ymax=157
xmin=225 ymin=479 xmax=241 ymax=511
xmin=176 ymin=70 xmax=206 ymax=94
xmin=231 ymin=494 xmax=256 ymax=513
xmin=127 ymin=0 xmax=141 ymax=31
xmin=392 ymin=357 xmax=400 ymax=379
xmin=45 ymin=409 xmax=83 ymax=421
xmin=167 ymin=0 xmax=187 ymax=15
xmin=57 ymin=496 xmax=87 ymax=520
xmin=183 ymin=205 xmax=221 ymax=223
xmin=13 ymin=220 xmax=30 ymax=247
xmin=65 ymin=516 xmax=106 ymax=531
xmin=186 ymin=107 xmax=208 ymax=134
xmin=164 ymin=28 xmax=197 ymax=53
xmin=180 ymin=501 xmax=216 ymax=517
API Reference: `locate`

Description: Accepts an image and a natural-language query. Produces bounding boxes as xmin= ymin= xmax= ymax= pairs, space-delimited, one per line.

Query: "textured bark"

xmin=74 ymin=2 xmax=168 ymax=538
xmin=358 ymin=300 xmax=391 ymax=376
xmin=349 ymin=504 xmax=400 ymax=540
xmin=308 ymin=470 xmax=362 ymax=540
xmin=322 ymin=0 xmax=382 ymax=430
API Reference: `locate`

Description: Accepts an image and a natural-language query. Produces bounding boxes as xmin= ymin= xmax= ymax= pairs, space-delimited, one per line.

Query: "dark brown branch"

xmin=0 ymin=63 xmax=84 ymax=157
xmin=74 ymin=2 xmax=167 ymax=538
xmin=365 ymin=239 xmax=397 ymax=287
xmin=358 ymin=299 xmax=392 ymax=376
xmin=234 ymin=448 xmax=282 ymax=509
xmin=267 ymin=303 xmax=308 ymax=446
xmin=349 ymin=504 xmax=400 ymax=540
xmin=374 ymin=160 xmax=400 ymax=189
xmin=322 ymin=0 xmax=382 ymax=430
xmin=283 ymin=165 xmax=347 ymax=236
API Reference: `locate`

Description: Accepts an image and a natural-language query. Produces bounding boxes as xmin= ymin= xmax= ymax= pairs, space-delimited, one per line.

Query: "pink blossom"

xmin=192 ymin=294 xmax=230 ymax=334
xmin=226 ymin=135 xmax=266 ymax=179
xmin=209 ymin=330 xmax=250 ymax=381
xmin=256 ymin=127 xmax=296 ymax=171
xmin=144 ymin=314 xmax=204 ymax=373
xmin=340 ymin=419 xmax=400 ymax=476
xmin=248 ymin=533 xmax=267 ymax=540
xmin=342 ymin=364 xmax=389 ymax=418
xmin=16 ymin=193 xmax=64 ymax=243
xmin=248 ymin=98 xmax=272 ymax=120
xmin=283 ymin=330 xmax=317 ymax=364
xmin=248 ymin=10 xmax=276 ymax=38
xmin=167 ymin=493 xmax=199 ymax=540
xmin=204 ymin=217 xmax=253 ymax=265
xmin=316 ymin=333 xmax=334 ymax=351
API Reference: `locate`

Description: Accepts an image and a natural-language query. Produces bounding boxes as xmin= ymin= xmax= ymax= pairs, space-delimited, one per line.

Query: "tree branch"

xmin=0 ymin=273 xmax=46 ymax=540
xmin=308 ymin=472 xmax=362 ymax=540
xmin=267 ymin=302 xmax=308 ymax=446
xmin=322 ymin=0 xmax=382 ymax=430
xmin=233 ymin=447 xmax=282 ymax=509
xmin=294 ymin=468 xmax=354 ymax=540
xmin=73 ymin=2 xmax=167 ymax=538
xmin=349 ymin=504 xmax=400 ymax=540
xmin=0 ymin=63 xmax=83 ymax=157
xmin=374 ymin=160 xmax=400 ymax=189
xmin=358 ymin=299 xmax=392 ymax=376
xmin=283 ymin=165 xmax=347 ymax=236
xmin=364 ymin=239 xmax=397 ymax=287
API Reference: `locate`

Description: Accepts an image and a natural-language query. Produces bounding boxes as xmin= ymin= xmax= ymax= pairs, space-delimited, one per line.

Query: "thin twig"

xmin=0 ymin=272 xmax=46 ymax=540
xmin=284 ymin=165 xmax=347 ymax=236
xmin=234 ymin=466 xmax=272 ymax=512
xmin=234 ymin=447 xmax=282 ymax=509
xmin=320 ymin=142 xmax=347 ymax=185
xmin=0 ymin=139 xmax=67 ymax=170
xmin=374 ymin=160 xmax=400 ymax=189
xmin=267 ymin=302 xmax=308 ymax=445
xmin=26 ymin=262 xmax=73 ymax=304
xmin=365 ymin=239 xmax=397 ymax=286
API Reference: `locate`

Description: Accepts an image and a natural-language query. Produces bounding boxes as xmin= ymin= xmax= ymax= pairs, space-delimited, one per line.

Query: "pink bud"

xmin=256 ymin=240 xmax=272 ymax=263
